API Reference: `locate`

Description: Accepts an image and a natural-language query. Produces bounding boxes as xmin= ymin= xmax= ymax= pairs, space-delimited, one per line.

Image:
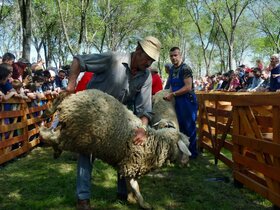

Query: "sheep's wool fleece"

xmin=42 ymin=89 xmax=184 ymax=178
xmin=151 ymin=89 xmax=179 ymax=129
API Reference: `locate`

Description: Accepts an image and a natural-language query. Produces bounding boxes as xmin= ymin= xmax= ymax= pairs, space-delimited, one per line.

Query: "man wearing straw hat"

xmin=66 ymin=36 xmax=161 ymax=210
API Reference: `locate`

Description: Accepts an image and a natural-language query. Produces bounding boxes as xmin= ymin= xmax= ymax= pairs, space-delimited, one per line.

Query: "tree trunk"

xmin=18 ymin=0 xmax=32 ymax=61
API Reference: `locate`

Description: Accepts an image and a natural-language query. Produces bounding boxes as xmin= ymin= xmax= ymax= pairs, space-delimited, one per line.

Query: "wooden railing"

xmin=197 ymin=91 xmax=280 ymax=207
xmin=0 ymin=96 xmax=54 ymax=165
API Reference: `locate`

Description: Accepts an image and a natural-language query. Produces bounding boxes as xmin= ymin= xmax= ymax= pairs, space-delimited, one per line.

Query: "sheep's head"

xmin=158 ymin=128 xmax=191 ymax=166
xmin=152 ymin=119 xmax=177 ymax=130
xmin=166 ymin=131 xmax=191 ymax=166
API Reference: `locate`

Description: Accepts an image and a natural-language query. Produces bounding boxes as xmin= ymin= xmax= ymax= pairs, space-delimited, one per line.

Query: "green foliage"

xmin=0 ymin=0 xmax=279 ymax=73
xmin=0 ymin=146 xmax=273 ymax=210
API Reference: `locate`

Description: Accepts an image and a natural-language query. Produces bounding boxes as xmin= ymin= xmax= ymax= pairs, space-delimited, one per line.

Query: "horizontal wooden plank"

xmin=233 ymin=135 xmax=280 ymax=157
xmin=27 ymin=104 xmax=48 ymax=113
xmin=0 ymin=122 xmax=27 ymax=133
xmin=0 ymin=110 xmax=25 ymax=118
xmin=234 ymin=171 xmax=280 ymax=207
xmin=0 ymin=135 xmax=26 ymax=149
xmin=233 ymin=152 xmax=280 ymax=182
xmin=27 ymin=117 xmax=43 ymax=125
xmin=0 ymin=144 xmax=29 ymax=165
xmin=205 ymin=107 xmax=232 ymax=117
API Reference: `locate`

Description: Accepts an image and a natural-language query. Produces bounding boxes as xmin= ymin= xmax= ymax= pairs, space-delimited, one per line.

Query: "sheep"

xmin=39 ymin=89 xmax=191 ymax=209
xmin=151 ymin=89 xmax=179 ymax=130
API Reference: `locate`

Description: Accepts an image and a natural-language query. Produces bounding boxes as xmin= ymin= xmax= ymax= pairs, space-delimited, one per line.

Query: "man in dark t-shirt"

xmin=164 ymin=47 xmax=198 ymax=158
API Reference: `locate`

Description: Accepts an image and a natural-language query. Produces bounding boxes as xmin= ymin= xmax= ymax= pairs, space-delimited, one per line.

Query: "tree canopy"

xmin=0 ymin=0 xmax=279 ymax=77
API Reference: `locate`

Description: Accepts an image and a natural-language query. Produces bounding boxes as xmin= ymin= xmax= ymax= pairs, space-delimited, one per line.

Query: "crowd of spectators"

xmin=194 ymin=54 xmax=280 ymax=93
xmin=0 ymin=52 xmax=69 ymax=102
xmin=1 ymin=52 xmax=279 ymax=103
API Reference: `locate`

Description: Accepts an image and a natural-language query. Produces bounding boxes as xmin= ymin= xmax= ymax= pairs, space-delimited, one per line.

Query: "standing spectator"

xmin=0 ymin=63 xmax=13 ymax=95
xmin=65 ymin=36 xmax=161 ymax=209
xmin=2 ymin=52 xmax=15 ymax=66
xmin=164 ymin=47 xmax=198 ymax=159
xmin=0 ymin=63 xmax=15 ymax=100
xmin=12 ymin=58 xmax=30 ymax=81
xmin=55 ymin=69 xmax=68 ymax=90
xmin=269 ymin=54 xmax=280 ymax=92
xmin=150 ymin=67 xmax=163 ymax=95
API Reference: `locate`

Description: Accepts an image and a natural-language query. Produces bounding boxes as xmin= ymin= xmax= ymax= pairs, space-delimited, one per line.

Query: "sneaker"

xmin=76 ymin=199 xmax=93 ymax=210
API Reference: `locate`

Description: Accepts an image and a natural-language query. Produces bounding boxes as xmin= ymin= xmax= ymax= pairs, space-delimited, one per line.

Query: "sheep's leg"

xmin=128 ymin=178 xmax=152 ymax=210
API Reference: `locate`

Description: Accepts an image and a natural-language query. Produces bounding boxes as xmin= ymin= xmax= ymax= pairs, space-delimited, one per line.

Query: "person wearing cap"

xmin=65 ymin=36 xmax=161 ymax=210
xmin=164 ymin=47 xmax=198 ymax=159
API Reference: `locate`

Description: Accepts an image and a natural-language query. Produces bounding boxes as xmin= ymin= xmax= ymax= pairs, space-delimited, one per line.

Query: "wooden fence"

xmin=0 ymin=96 xmax=54 ymax=165
xmin=197 ymin=91 xmax=280 ymax=207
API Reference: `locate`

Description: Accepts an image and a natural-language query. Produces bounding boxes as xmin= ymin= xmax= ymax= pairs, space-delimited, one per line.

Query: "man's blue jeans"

xmin=76 ymin=153 xmax=127 ymax=200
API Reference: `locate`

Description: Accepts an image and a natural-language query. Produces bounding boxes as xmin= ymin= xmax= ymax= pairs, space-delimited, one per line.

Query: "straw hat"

xmin=139 ymin=36 xmax=161 ymax=61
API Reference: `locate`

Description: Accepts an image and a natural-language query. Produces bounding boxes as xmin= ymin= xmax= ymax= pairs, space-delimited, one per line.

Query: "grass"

xmin=0 ymin=146 xmax=274 ymax=210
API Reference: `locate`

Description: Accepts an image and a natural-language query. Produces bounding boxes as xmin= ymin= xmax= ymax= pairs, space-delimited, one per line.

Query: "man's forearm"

xmin=67 ymin=58 xmax=81 ymax=92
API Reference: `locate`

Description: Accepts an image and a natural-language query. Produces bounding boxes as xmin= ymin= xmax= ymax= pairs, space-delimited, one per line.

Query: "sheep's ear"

xmin=177 ymin=140 xmax=192 ymax=156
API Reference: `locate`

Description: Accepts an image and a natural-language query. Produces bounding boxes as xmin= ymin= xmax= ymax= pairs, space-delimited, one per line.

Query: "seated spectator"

xmin=149 ymin=67 xmax=163 ymax=95
xmin=238 ymin=69 xmax=254 ymax=91
xmin=204 ymin=75 xmax=215 ymax=91
xmin=247 ymin=67 xmax=264 ymax=92
xmin=228 ymin=72 xmax=241 ymax=92
xmin=269 ymin=54 xmax=280 ymax=92
xmin=217 ymin=72 xmax=230 ymax=91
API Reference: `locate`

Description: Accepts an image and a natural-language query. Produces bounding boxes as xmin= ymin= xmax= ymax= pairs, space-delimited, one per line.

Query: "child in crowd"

xmin=11 ymin=79 xmax=28 ymax=100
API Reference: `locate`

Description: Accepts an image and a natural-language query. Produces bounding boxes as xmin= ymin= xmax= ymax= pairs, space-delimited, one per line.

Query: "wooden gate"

xmin=0 ymin=97 xmax=54 ymax=164
xmin=197 ymin=91 xmax=280 ymax=207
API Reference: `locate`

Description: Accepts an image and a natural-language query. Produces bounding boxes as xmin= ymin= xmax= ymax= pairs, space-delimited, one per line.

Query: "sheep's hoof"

xmin=139 ymin=201 xmax=152 ymax=210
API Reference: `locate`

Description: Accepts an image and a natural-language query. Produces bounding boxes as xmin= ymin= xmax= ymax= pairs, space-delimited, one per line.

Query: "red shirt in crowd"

xmin=151 ymin=72 xmax=163 ymax=95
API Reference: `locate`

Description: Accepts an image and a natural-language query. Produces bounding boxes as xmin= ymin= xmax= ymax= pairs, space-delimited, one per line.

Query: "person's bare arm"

xmin=66 ymin=58 xmax=81 ymax=93
xmin=164 ymin=77 xmax=192 ymax=101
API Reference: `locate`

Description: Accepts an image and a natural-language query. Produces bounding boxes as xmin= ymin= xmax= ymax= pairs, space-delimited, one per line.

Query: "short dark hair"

xmin=170 ymin=47 xmax=180 ymax=52
xmin=2 ymin=52 xmax=16 ymax=62
xmin=0 ymin=63 xmax=12 ymax=81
